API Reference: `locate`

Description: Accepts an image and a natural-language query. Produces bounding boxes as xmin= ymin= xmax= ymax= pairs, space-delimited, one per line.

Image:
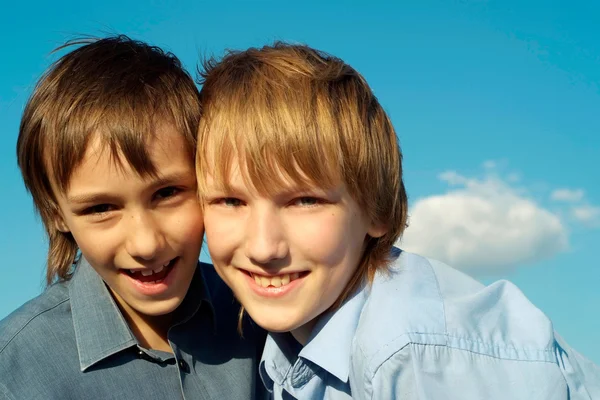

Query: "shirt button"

xmin=178 ymin=359 xmax=190 ymax=373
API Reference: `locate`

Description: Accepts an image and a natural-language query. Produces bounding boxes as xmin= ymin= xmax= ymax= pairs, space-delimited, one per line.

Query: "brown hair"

xmin=17 ymin=35 xmax=201 ymax=285
xmin=197 ymin=42 xmax=408 ymax=307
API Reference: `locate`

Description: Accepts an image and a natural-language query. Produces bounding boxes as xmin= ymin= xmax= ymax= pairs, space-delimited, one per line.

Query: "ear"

xmin=53 ymin=212 xmax=70 ymax=233
xmin=367 ymin=223 xmax=388 ymax=239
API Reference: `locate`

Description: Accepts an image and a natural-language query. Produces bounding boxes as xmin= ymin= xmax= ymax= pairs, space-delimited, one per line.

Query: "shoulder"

xmin=0 ymin=282 xmax=71 ymax=354
xmin=428 ymin=257 xmax=556 ymax=359
xmin=352 ymin=251 xmax=559 ymax=381
xmin=0 ymin=282 xmax=77 ymax=396
xmin=347 ymin=251 xmax=591 ymax=399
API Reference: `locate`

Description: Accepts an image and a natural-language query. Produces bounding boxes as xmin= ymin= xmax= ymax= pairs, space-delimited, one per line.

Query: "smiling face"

xmin=54 ymin=123 xmax=204 ymax=323
xmin=202 ymin=160 xmax=385 ymax=344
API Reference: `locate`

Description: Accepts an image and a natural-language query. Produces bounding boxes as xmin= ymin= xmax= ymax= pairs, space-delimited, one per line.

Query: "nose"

xmin=244 ymin=205 xmax=289 ymax=265
xmin=125 ymin=210 xmax=166 ymax=261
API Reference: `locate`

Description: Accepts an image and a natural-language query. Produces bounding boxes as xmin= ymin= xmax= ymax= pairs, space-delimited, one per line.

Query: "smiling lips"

xmin=249 ymin=271 xmax=302 ymax=288
xmin=126 ymin=258 xmax=177 ymax=284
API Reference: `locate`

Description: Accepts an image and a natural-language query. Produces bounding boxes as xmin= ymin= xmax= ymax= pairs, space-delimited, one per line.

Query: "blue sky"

xmin=1 ymin=0 xmax=598 ymax=363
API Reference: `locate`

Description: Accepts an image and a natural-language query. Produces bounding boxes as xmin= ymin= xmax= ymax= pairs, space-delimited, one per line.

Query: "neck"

xmin=290 ymin=318 xmax=319 ymax=346
xmin=109 ymin=289 xmax=175 ymax=353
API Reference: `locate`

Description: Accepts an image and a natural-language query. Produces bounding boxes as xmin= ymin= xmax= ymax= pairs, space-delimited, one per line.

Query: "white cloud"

xmin=398 ymin=171 xmax=569 ymax=275
xmin=551 ymin=188 xmax=585 ymax=202
xmin=439 ymin=170 xmax=470 ymax=186
xmin=571 ymin=205 xmax=600 ymax=226
xmin=549 ymin=189 xmax=600 ymax=226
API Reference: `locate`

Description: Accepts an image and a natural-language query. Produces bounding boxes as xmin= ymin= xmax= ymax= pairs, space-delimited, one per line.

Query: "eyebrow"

xmin=205 ymin=181 xmax=338 ymax=200
xmin=66 ymin=193 xmax=118 ymax=205
xmin=66 ymin=172 xmax=195 ymax=205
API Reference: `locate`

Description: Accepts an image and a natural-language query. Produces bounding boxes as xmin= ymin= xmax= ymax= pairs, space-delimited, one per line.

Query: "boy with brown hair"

xmin=196 ymin=42 xmax=599 ymax=399
xmin=0 ymin=36 xmax=263 ymax=400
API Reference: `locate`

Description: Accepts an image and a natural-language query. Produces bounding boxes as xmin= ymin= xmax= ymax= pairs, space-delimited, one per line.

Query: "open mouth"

xmin=126 ymin=257 xmax=178 ymax=284
xmin=244 ymin=270 xmax=308 ymax=288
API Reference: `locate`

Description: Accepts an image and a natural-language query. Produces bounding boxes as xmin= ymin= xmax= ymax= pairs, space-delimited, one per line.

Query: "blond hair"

xmin=17 ymin=35 xmax=201 ymax=285
xmin=197 ymin=42 xmax=408 ymax=306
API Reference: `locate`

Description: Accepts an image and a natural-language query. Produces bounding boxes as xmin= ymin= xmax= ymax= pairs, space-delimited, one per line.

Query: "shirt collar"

xmin=300 ymin=286 xmax=368 ymax=382
xmin=69 ymin=258 xmax=137 ymax=372
xmin=69 ymin=258 xmax=211 ymax=372
xmin=297 ymin=249 xmax=402 ymax=382
xmin=259 ymin=333 xmax=298 ymax=390
xmin=259 ymin=285 xmax=368 ymax=389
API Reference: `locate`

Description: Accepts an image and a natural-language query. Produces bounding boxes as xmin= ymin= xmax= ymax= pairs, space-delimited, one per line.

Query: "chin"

xmin=137 ymin=299 xmax=182 ymax=317
xmin=249 ymin=313 xmax=302 ymax=334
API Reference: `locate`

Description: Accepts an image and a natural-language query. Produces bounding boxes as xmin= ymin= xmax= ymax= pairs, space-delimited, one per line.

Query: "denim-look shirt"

xmin=0 ymin=258 xmax=265 ymax=400
xmin=260 ymin=249 xmax=600 ymax=399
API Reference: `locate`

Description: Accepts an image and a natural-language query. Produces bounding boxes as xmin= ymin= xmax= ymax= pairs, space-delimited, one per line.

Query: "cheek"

xmin=72 ymin=230 xmax=116 ymax=271
xmin=67 ymin=220 xmax=128 ymax=276
xmin=296 ymin=213 xmax=359 ymax=266
xmin=172 ymin=203 xmax=205 ymax=242
xmin=204 ymin=211 xmax=239 ymax=262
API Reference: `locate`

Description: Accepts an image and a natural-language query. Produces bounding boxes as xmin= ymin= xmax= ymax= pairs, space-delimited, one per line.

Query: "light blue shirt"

xmin=259 ymin=249 xmax=600 ymax=399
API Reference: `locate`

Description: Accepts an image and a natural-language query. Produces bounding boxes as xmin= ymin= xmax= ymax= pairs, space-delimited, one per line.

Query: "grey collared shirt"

xmin=0 ymin=259 xmax=265 ymax=400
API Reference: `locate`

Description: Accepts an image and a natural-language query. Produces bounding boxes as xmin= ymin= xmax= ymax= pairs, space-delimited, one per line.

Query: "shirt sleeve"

xmin=367 ymin=341 xmax=599 ymax=400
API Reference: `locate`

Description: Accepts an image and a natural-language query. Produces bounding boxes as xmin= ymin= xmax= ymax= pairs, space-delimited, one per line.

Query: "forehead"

xmin=46 ymin=114 xmax=196 ymax=195
xmin=59 ymin=123 xmax=193 ymax=193
xmin=201 ymin=150 xmax=341 ymax=193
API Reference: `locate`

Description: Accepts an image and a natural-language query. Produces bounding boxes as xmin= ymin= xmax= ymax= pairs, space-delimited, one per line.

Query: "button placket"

xmin=136 ymin=347 xmax=150 ymax=361
xmin=178 ymin=358 xmax=190 ymax=373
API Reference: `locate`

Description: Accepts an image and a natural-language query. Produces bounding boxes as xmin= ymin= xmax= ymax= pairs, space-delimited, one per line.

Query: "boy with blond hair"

xmin=196 ymin=42 xmax=599 ymax=399
xmin=0 ymin=36 xmax=263 ymax=400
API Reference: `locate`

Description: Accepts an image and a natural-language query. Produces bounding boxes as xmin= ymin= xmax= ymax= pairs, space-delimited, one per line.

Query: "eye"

xmin=83 ymin=204 xmax=114 ymax=215
xmin=222 ymin=197 xmax=244 ymax=207
xmin=292 ymin=197 xmax=321 ymax=207
xmin=155 ymin=186 xmax=181 ymax=200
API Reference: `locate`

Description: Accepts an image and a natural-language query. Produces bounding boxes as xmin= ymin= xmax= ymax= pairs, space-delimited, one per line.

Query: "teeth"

xmin=132 ymin=263 xmax=168 ymax=277
xmin=260 ymin=276 xmax=270 ymax=288
xmin=251 ymin=272 xmax=302 ymax=288
xmin=271 ymin=276 xmax=282 ymax=288
xmin=163 ymin=260 xmax=171 ymax=267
